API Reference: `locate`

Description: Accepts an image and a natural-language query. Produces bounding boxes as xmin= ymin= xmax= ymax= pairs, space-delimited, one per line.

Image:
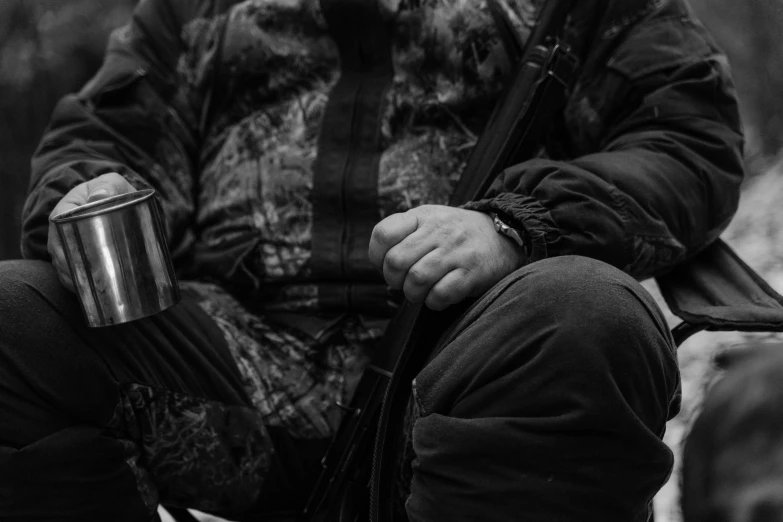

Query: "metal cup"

xmin=51 ymin=189 xmax=180 ymax=327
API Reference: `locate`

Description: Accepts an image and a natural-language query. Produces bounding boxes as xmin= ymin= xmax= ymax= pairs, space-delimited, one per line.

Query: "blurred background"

xmin=1 ymin=1 xmax=782 ymax=522
xmin=0 ymin=0 xmax=136 ymax=260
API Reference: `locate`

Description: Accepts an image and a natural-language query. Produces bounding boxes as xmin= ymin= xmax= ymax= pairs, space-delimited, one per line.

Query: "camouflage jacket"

xmin=22 ymin=0 xmax=744 ymax=316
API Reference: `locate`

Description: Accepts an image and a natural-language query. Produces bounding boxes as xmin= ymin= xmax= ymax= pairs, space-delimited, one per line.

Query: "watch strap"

xmin=491 ymin=212 xmax=528 ymax=254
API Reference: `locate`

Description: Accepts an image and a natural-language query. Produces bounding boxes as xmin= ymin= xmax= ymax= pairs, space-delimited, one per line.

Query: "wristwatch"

xmin=490 ymin=212 xmax=528 ymax=254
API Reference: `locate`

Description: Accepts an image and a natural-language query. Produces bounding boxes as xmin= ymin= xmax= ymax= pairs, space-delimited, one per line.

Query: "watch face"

xmin=492 ymin=213 xmax=526 ymax=250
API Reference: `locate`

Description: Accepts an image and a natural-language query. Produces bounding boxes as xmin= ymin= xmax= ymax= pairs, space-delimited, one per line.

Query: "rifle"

xmin=301 ymin=1 xmax=580 ymax=520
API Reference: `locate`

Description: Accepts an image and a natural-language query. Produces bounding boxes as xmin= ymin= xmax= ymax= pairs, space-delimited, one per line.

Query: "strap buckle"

xmin=545 ymin=38 xmax=580 ymax=87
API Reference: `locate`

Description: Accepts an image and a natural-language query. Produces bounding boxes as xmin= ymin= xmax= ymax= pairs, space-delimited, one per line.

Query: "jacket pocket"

xmin=562 ymin=13 xmax=715 ymax=155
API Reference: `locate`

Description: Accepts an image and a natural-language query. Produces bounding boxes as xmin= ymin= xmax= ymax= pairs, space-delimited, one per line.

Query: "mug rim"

xmin=51 ymin=189 xmax=155 ymax=224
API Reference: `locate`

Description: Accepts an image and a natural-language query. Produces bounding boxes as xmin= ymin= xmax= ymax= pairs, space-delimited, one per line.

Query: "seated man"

xmin=0 ymin=0 xmax=743 ymax=520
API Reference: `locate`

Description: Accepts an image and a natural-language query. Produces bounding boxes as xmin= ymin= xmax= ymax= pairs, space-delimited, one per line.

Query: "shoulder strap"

xmin=657 ymin=238 xmax=783 ymax=346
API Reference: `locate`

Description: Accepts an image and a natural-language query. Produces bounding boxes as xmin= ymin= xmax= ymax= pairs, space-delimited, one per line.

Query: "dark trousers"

xmin=404 ymin=256 xmax=681 ymax=521
xmin=0 ymin=256 xmax=680 ymax=521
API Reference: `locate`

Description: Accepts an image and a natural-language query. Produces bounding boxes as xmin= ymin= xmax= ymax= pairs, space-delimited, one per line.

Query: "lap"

xmin=0 ymin=259 xmax=374 ymax=518
xmin=0 ymin=260 xmax=251 ymax=444
xmin=180 ymin=280 xmax=374 ymax=439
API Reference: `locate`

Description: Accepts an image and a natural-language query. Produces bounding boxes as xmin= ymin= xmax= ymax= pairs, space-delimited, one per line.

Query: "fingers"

xmin=86 ymin=172 xmax=135 ymax=202
xmin=49 ymin=172 xmax=135 ymax=222
xmin=392 ymin=244 xmax=475 ymax=309
xmin=424 ymin=268 xmax=473 ymax=311
xmin=382 ymin=226 xmax=440 ymax=289
xmin=46 ymin=221 xmax=75 ymax=292
xmin=369 ymin=206 xmax=499 ymax=310
xmin=47 ymin=173 xmax=135 ymax=292
xmin=48 ymin=196 xmax=80 ymax=292
xmin=368 ymin=211 xmax=420 ymax=270
xmin=399 ymin=247 xmax=452 ymax=304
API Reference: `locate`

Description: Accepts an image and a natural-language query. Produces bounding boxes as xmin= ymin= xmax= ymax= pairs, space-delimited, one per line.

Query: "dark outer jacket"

xmin=21 ymin=0 xmax=744 ymax=316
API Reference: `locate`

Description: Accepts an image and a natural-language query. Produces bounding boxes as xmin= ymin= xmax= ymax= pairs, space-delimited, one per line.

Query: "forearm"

xmin=23 ymin=0 xmax=227 ymax=263
xmin=464 ymin=13 xmax=744 ymax=279
xmin=23 ymin=80 xmax=197 ymax=263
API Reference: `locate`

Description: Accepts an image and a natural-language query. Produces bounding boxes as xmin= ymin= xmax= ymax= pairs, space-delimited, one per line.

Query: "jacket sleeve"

xmin=463 ymin=9 xmax=745 ymax=280
xmin=21 ymin=0 xmax=227 ymax=264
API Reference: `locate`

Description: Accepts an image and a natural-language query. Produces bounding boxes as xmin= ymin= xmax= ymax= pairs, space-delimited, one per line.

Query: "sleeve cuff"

xmin=462 ymin=192 xmax=561 ymax=263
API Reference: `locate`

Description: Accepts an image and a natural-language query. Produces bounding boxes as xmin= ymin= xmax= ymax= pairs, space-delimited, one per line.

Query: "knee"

xmin=444 ymin=256 xmax=672 ymax=364
xmin=496 ymin=255 xmax=668 ymax=342
xmin=492 ymin=256 xmax=679 ymax=421
xmin=426 ymin=256 xmax=679 ymax=429
xmin=0 ymin=260 xmax=78 ymax=332
xmin=497 ymin=256 xmax=676 ymax=374
xmin=0 ymin=259 xmax=60 ymax=289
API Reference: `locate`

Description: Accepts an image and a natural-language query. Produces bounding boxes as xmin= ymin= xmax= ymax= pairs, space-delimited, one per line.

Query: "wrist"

xmin=489 ymin=212 xmax=528 ymax=268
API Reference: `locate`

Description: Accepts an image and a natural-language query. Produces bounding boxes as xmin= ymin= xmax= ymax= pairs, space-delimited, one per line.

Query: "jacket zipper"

xmin=340 ymin=78 xmax=365 ymax=311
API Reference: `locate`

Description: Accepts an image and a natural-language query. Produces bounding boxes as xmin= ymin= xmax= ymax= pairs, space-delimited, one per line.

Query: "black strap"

xmin=657 ymin=239 xmax=783 ymax=334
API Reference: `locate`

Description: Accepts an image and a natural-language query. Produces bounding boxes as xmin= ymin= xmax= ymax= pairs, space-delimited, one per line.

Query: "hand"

xmin=48 ymin=173 xmax=137 ymax=292
xmin=368 ymin=205 xmax=525 ymax=311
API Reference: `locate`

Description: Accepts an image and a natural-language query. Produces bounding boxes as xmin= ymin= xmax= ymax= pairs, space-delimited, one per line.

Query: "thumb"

xmin=86 ymin=173 xmax=128 ymax=202
xmin=86 ymin=188 xmax=112 ymax=203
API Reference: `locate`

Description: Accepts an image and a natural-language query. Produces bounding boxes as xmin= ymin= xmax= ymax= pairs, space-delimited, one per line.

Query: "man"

xmin=0 ymin=0 xmax=743 ymax=520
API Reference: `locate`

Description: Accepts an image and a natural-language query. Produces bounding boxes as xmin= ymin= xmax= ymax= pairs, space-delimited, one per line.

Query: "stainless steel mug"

xmin=51 ymin=189 xmax=180 ymax=327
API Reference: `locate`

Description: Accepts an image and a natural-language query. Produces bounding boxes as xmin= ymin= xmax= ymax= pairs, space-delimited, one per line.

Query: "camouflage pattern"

xmin=106 ymin=382 xmax=272 ymax=516
xmin=23 ymin=0 xmax=745 ymax=286
xmin=186 ymin=0 xmax=538 ymax=303
xmin=182 ymin=280 xmax=379 ymax=439
xmin=104 ymin=280 xmax=381 ymax=515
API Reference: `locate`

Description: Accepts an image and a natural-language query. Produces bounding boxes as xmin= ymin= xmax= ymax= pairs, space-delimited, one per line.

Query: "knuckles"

xmin=374 ymin=206 xmax=497 ymax=310
xmin=372 ymin=223 xmax=395 ymax=247
xmin=461 ymin=249 xmax=482 ymax=270
xmin=448 ymin=227 xmax=469 ymax=245
xmin=406 ymin=266 xmax=431 ymax=286
xmin=418 ymin=212 xmax=469 ymax=246
xmin=97 ymin=172 xmax=130 ymax=190
xmin=384 ymin=251 xmax=408 ymax=272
